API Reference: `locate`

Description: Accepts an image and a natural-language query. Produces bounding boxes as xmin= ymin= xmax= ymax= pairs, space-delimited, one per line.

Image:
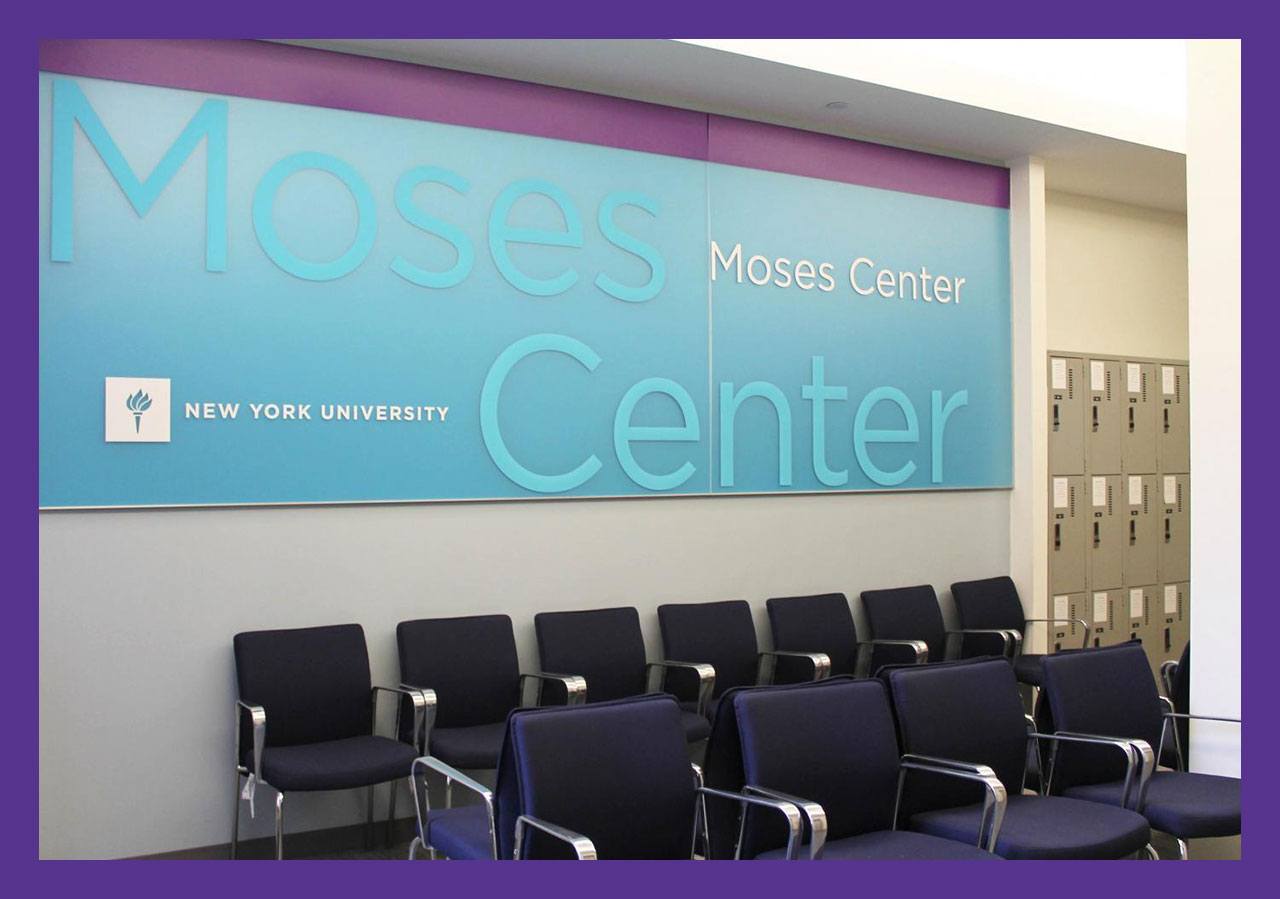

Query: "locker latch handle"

xmin=1128 ymin=406 xmax=1135 ymax=432
xmin=1092 ymin=405 xmax=1099 ymax=432
xmin=1163 ymin=408 xmax=1169 ymax=433
xmin=1093 ymin=522 xmax=1100 ymax=548
xmin=1129 ymin=520 xmax=1136 ymax=545
xmin=1052 ymin=403 xmax=1060 ymax=432
xmin=1165 ymin=517 xmax=1171 ymax=543
xmin=1054 ymin=523 xmax=1061 ymax=550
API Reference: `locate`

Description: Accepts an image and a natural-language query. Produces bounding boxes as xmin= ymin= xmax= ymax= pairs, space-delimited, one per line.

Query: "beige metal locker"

xmin=1121 ymin=361 xmax=1158 ymax=473
xmin=1086 ymin=474 xmax=1124 ymax=591
xmin=1159 ymin=582 xmax=1190 ymax=664
xmin=1088 ymin=589 xmax=1118 ymax=647
xmin=1158 ymin=364 xmax=1190 ymax=473
xmin=1122 ymin=585 xmax=1157 ymax=660
xmin=1086 ymin=358 xmax=1124 ymax=474
xmin=1049 ymin=476 xmax=1086 ymax=594
xmin=1122 ymin=474 xmax=1159 ymax=586
xmin=1049 ymin=356 xmax=1085 ymax=475
xmin=1159 ymin=473 xmax=1190 ymax=583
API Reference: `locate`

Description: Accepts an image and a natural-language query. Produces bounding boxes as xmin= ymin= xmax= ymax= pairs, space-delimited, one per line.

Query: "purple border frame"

xmin=38 ymin=38 xmax=1009 ymax=208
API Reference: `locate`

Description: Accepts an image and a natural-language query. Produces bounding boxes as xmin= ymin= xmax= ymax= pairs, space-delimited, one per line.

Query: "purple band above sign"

xmin=37 ymin=39 xmax=1008 ymax=208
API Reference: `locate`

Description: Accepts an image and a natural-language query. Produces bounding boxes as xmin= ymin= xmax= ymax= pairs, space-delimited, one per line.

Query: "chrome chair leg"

xmin=388 ymin=779 xmax=398 ymax=847
xmin=274 ymin=791 xmax=285 ymax=860
xmin=230 ymin=769 xmax=241 ymax=859
xmin=1177 ymin=838 xmax=1189 ymax=860
xmin=1142 ymin=843 xmax=1159 ymax=860
xmin=365 ymin=784 xmax=375 ymax=849
xmin=444 ymin=776 xmax=453 ymax=809
xmin=408 ymin=836 xmax=422 ymax=860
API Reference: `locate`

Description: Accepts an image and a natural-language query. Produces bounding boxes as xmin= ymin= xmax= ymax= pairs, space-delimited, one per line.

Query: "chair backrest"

xmin=951 ymin=576 xmax=1027 ymax=633
xmin=765 ymin=593 xmax=858 ymax=676
xmin=535 ymin=607 xmax=646 ymax=703
xmin=397 ymin=614 xmax=521 ymax=728
xmin=734 ymin=679 xmax=903 ymax=858
xmin=658 ymin=599 xmax=759 ymax=698
xmin=886 ymin=658 xmax=1026 ymax=817
xmin=1171 ymin=641 xmax=1191 ymax=765
xmin=861 ymin=584 xmax=948 ymax=662
xmin=233 ymin=623 xmax=372 ymax=748
xmin=1039 ymin=642 xmax=1165 ymax=792
xmin=504 ymin=695 xmax=696 ymax=859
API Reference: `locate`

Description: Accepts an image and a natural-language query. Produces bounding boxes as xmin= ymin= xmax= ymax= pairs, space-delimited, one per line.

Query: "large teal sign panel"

xmin=39 ymin=74 xmax=1010 ymax=508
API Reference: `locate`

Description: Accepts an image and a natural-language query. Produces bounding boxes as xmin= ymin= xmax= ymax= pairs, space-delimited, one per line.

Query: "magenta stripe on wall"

xmin=38 ymin=39 xmax=1009 ymax=208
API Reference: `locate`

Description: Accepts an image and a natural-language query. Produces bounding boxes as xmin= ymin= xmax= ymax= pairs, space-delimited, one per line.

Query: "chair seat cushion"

xmin=1013 ymin=653 xmax=1045 ymax=686
xmin=756 ymin=829 xmax=1001 ymax=860
xmin=681 ymin=708 xmax=712 ymax=743
xmin=429 ymin=722 xmax=507 ymax=770
xmin=259 ymin=735 xmax=417 ymax=792
xmin=910 ymin=794 xmax=1150 ymax=859
xmin=1063 ymin=771 xmax=1241 ymax=839
xmin=424 ymin=804 xmax=495 ymax=859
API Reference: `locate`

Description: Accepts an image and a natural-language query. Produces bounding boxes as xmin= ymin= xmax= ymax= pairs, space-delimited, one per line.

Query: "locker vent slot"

xmin=1067 ymin=367 xmax=1075 ymax=399
xmin=1105 ymin=370 xmax=1112 ymax=400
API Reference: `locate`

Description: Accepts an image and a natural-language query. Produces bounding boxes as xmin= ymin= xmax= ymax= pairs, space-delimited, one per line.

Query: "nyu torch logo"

xmin=125 ymin=389 xmax=153 ymax=433
xmin=105 ymin=378 xmax=170 ymax=443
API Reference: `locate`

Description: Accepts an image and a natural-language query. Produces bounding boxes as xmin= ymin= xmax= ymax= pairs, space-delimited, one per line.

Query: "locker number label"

xmin=1054 ymin=594 xmax=1070 ymax=620
xmin=1164 ymin=584 xmax=1178 ymax=615
xmin=1093 ymin=592 xmax=1109 ymax=624
xmin=1054 ymin=477 xmax=1069 ymax=509
xmin=1129 ymin=588 xmax=1144 ymax=620
xmin=1128 ymin=476 xmax=1142 ymax=506
xmin=1092 ymin=476 xmax=1106 ymax=507
xmin=1162 ymin=365 xmax=1176 ymax=395
xmin=1091 ymin=360 xmax=1106 ymax=392
xmin=1127 ymin=363 xmax=1141 ymax=393
xmin=1164 ymin=475 xmax=1177 ymax=506
xmin=1051 ymin=357 xmax=1067 ymax=390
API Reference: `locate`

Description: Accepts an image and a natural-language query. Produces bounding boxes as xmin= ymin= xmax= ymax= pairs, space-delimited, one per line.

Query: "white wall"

xmin=1186 ymin=40 xmax=1241 ymax=778
xmin=1046 ymin=191 xmax=1189 ymax=359
xmin=40 ymin=489 xmax=1009 ymax=858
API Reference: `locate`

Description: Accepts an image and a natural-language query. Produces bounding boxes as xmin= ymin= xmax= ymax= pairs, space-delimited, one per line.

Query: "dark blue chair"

xmin=886 ymin=657 xmax=1154 ymax=859
xmin=951 ymin=576 xmax=1089 ymax=686
xmin=397 ymin=615 xmax=584 ymax=770
xmin=1039 ymin=642 xmax=1240 ymax=859
xmin=658 ymin=600 xmax=829 ymax=716
xmin=501 ymin=695 xmax=802 ymax=859
xmin=231 ymin=624 xmax=428 ymax=859
xmin=732 ymin=678 xmax=1004 ymax=859
xmin=863 ymin=584 xmax=1019 ymax=672
xmin=534 ymin=606 xmax=714 ymax=743
xmin=765 ymin=592 xmax=923 ymax=680
xmin=1160 ymin=641 xmax=1191 ymax=769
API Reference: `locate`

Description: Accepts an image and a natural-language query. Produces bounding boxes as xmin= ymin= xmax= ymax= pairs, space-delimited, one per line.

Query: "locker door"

xmin=1123 ymin=585 xmax=1156 ymax=654
xmin=1159 ymin=364 xmax=1190 ymax=473
xmin=1049 ymin=356 xmax=1085 ymax=475
xmin=1122 ymin=474 xmax=1159 ymax=586
xmin=1086 ymin=358 xmax=1124 ymax=473
xmin=1121 ymin=361 xmax=1158 ymax=473
xmin=1089 ymin=589 xmax=1117 ymax=647
xmin=1159 ymin=474 xmax=1190 ymax=583
xmin=1049 ymin=476 xmax=1085 ymax=594
xmin=1087 ymin=475 xmax=1123 ymax=590
xmin=1048 ymin=592 xmax=1087 ymax=653
xmin=1163 ymin=581 xmax=1190 ymax=661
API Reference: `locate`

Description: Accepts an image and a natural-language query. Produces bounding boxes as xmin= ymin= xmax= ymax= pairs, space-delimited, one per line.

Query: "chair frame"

xmin=231 ymin=684 xmax=429 ymax=860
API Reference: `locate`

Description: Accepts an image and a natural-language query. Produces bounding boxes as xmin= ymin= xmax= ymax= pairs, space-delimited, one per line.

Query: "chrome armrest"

xmin=945 ymin=629 xmax=1021 ymax=661
xmin=234 ymin=700 xmax=266 ymax=778
xmin=646 ymin=660 xmax=716 ymax=718
xmin=411 ymin=756 xmax=497 ymax=859
xmin=372 ymin=684 xmax=432 ymax=752
xmin=514 ymin=814 xmax=597 ymax=860
xmin=397 ymin=684 xmax=439 ymax=754
xmin=697 ymin=785 xmax=804 ymax=860
xmin=1037 ymin=732 xmax=1154 ymax=810
xmin=896 ymin=754 xmax=1007 ymax=852
xmin=855 ymin=639 xmax=929 ymax=677
xmin=1023 ymin=617 xmax=1091 ymax=650
xmin=520 ymin=672 xmax=588 ymax=707
xmin=1157 ymin=696 xmax=1184 ymax=771
xmin=1159 ymin=659 xmax=1179 ymax=699
xmin=1163 ymin=712 xmax=1241 ymax=724
xmin=744 ymin=784 xmax=829 ymax=859
xmin=756 ymin=650 xmax=832 ymax=685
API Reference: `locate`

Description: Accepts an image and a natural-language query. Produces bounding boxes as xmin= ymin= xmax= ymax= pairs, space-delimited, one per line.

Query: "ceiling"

xmin=277 ymin=39 xmax=1187 ymax=214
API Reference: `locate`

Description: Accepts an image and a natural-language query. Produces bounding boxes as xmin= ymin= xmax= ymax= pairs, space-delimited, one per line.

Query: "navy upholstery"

xmin=658 ymin=600 xmax=758 ymax=698
xmin=507 ymin=695 xmax=697 ymax=859
xmin=911 ymin=794 xmax=1150 ymax=860
xmin=886 ymin=657 xmax=1150 ymax=859
xmin=951 ymin=576 xmax=1032 ymax=663
xmin=397 ymin=615 xmax=521 ymax=727
xmin=1012 ymin=653 xmax=1047 ymax=686
xmin=535 ymin=607 xmax=647 ymax=702
xmin=259 ymin=735 xmax=417 ymax=792
xmin=756 ymin=830 xmax=998 ymax=860
xmin=427 ymin=722 xmax=508 ymax=770
xmin=1065 ymin=772 xmax=1240 ymax=838
xmin=861 ymin=584 xmax=948 ymax=664
xmin=733 ymin=678 xmax=997 ymax=860
xmin=233 ymin=624 xmax=373 ymax=753
xmin=1038 ymin=643 xmax=1165 ymax=793
xmin=1169 ymin=642 xmax=1191 ymax=766
xmin=765 ymin=593 xmax=858 ymax=678
xmin=425 ymin=805 xmax=494 ymax=860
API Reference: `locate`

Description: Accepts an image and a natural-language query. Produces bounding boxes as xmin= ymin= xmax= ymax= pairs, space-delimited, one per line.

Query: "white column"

xmin=1008 ymin=158 xmax=1049 ymax=645
xmin=1186 ymin=40 xmax=1241 ymax=777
